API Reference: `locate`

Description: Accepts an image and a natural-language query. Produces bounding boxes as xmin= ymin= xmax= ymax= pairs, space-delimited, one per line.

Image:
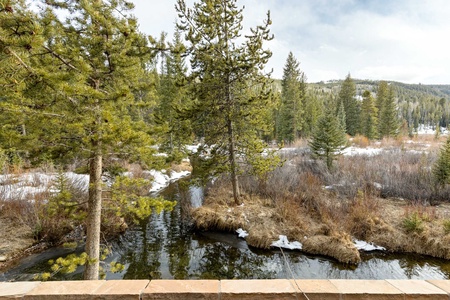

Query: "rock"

xmin=0 ymin=255 xmax=7 ymax=262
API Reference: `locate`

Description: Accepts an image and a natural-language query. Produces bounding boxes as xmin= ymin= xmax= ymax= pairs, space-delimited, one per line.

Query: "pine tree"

xmin=1 ymin=0 xmax=164 ymax=279
xmin=0 ymin=0 xmax=45 ymax=157
xmin=176 ymin=0 xmax=279 ymax=205
xmin=338 ymin=74 xmax=359 ymax=136
xmin=376 ymin=81 xmax=389 ymax=133
xmin=433 ymin=136 xmax=450 ymax=185
xmin=360 ymin=90 xmax=378 ymax=140
xmin=336 ymin=99 xmax=347 ymax=133
xmin=379 ymin=85 xmax=399 ymax=138
xmin=300 ymin=91 xmax=323 ymax=137
xmin=309 ymin=108 xmax=347 ymax=170
xmin=155 ymin=29 xmax=192 ymax=157
xmin=277 ymin=52 xmax=306 ymax=143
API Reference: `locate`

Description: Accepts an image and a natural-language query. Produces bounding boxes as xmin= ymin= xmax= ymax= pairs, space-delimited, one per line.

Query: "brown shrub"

xmin=352 ymin=135 xmax=370 ymax=148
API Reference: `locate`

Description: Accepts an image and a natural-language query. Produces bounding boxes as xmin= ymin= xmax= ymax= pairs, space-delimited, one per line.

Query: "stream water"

xmin=2 ymin=178 xmax=450 ymax=281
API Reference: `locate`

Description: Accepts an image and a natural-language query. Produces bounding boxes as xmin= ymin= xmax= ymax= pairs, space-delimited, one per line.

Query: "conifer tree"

xmin=300 ymin=91 xmax=323 ymax=137
xmin=336 ymin=100 xmax=347 ymax=133
xmin=433 ymin=136 xmax=450 ymax=185
xmin=338 ymin=74 xmax=359 ymax=136
xmin=1 ymin=0 xmax=164 ymax=279
xmin=176 ymin=0 xmax=279 ymax=205
xmin=379 ymin=86 xmax=399 ymax=138
xmin=0 ymin=0 xmax=45 ymax=157
xmin=376 ymin=81 xmax=389 ymax=132
xmin=309 ymin=107 xmax=347 ymax=170
xmin=360 ymin=90 xmax=378 ymax=140
xmin=277 ymin=52 xmax=306 ymax=143
xmin=155 ymin=29 xmax=192 ymax=157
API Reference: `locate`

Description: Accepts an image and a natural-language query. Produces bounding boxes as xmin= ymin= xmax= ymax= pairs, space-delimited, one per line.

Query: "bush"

xmin=402 ymin=212 xmax=424 ymax=233
xmin=352 ymin=135 xmax=370 ymax=148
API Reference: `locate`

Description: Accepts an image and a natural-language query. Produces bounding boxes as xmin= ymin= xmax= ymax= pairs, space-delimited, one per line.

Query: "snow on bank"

xmin=236 ymin=228 xmax=249 ymax=238
xmin=354 ymin=239 xmax=386 ymax=251
xmin=147 ymin=169 xmax=191 ymax=193
xmin=271 ymin=235 xmax=303 ymax=250
xmin=235 ymin=229 xmax=386 ymax=253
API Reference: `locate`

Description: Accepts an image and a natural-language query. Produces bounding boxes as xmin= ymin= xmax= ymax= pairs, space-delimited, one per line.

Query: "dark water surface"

xmin=2 ymin=179 xmax=450 ymax=281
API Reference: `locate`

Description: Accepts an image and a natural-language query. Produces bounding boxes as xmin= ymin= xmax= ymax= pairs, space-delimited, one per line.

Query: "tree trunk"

xmin=227 ymin=118 xmax=241 ymax=205
xmin=84 ymin=150 xmax=102 ymax=280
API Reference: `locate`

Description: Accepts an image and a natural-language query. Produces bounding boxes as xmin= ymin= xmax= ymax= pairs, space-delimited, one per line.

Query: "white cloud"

xmin=131 ymin=0 xmax=450 ymax=84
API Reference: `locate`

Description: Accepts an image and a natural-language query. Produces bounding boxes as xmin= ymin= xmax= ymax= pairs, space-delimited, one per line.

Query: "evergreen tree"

xmin=433 ymin=136 xmax=450 ymax=185
xmin=376 ymin=81 xmax=389 ymax=132
xmin=155 ymin=29 xmax=192 ymax=157
xmin=0 ymin=0 xmax=45 ymax=157
xmin=300 ymin=91 xmax=323 ymax=137
xmin=379 ymin=85 xmax=399 ymax=138
xmin=360 ymin=90 xmax=378 ymax=140
xmin=176 ymin=0 xmax=279 ymax=205
xmin=309 ymin=108 xmax=347 ymax=170
xmin=336 ymin=99 xmax=347 ymax=133
xmin=276 ymin=52 xmax=306 ymax=143
xmin=1 ymin=0 xmax=165 ymax=279
xmin=338 ymin=74 xmax=359 ymax=136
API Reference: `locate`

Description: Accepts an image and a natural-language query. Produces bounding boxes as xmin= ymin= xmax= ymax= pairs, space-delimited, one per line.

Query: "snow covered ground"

xmin=147 ymin=169 xmax=191 ymax=193
xmin=0 ymin=169 xmax=191 ymax=201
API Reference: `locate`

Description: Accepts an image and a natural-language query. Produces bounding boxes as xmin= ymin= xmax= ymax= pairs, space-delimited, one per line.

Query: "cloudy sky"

xmin=131 ymin=0 xmax=450 ymax=84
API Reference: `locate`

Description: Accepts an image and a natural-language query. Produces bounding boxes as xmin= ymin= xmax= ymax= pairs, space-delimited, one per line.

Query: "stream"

xmin=1 ymin=178 xmax=450 ymax=281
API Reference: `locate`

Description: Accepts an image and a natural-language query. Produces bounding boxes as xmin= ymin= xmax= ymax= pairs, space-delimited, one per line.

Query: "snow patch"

xmin=271 ymin=235 xmax=303 ymax=250
xmin=342 ymin=147 xmax=383 ymax=157
xmin=147 ymin=169 xmax=191 ymax=193
xmin=236 ymin=228 xmax=249 ymax=238
xmin=354 ymin=239 xmax=386 ymax=251
xmin=1 ymin=168 xmax=190 ymax=200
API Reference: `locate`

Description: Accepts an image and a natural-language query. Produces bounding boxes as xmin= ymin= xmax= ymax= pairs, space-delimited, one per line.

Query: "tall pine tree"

xmin=360 ymin=90 xmax=378 ymax=140
xmin=277 ymin=52 xmax=306 ymax=143
xmin=338 ymin=74 xmax=359 ymax=136
xmin=155 ymin=29 xmax=192 ymax=157
xmin=1 ymin=0 xmax=166 ymax=279
xmin=379 ymin=85 xmax=399 ymax=138
xmin=176 ymin=0 xmax=279 ymax=205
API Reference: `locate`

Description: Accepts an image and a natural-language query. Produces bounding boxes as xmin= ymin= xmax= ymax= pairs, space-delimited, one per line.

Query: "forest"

xmin=1 ymin=0 xmax=450 ymax=280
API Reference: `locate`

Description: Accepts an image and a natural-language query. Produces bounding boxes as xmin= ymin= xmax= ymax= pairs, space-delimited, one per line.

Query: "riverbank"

xmin=0 ymin=216 xmax=36 ymax=271
xmin=0 ymin=162 xmax=192 ymax=272
xmin=191 ymin=180 xmax=450 ymax=264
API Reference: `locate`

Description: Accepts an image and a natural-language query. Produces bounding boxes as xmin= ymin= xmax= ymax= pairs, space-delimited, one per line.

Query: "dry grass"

xmin=192 ymin=135 xmax=450 ymax=264
xmin=169 ymin=160 xmax=193 ymax=173
xmin=351 ymin=135 xmax=370 ymax=148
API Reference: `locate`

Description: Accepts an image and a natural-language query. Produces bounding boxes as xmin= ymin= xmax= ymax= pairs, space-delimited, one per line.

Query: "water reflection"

xmin=2 ymin=179 xmax=450 ymax=281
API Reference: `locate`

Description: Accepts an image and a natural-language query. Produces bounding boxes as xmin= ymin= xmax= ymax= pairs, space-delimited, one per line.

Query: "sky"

xmin=132 ymin=0 xmax=450 ymax=84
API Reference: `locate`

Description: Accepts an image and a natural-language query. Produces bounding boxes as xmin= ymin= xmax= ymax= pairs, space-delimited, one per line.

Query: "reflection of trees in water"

xmin=117 ymin=183 xmax=193 ymax=279
xmin=195 ymin=243 xmax=277 ymax=279
xmin=118 ymin=216 xmax=163 ymax=279
xmin=166 ymin=199 xmax=192 ymax=279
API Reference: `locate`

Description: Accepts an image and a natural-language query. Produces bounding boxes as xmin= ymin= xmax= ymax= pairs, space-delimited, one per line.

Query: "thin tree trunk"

xmin=228 ymin=118 xmax=241 ymax=205
xmin=84 ymin=148 xmax=102 ymax=280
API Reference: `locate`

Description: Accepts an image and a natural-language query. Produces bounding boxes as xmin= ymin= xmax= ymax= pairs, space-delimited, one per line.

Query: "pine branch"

xmin=43 ymin=45 xmax=80 ymax=72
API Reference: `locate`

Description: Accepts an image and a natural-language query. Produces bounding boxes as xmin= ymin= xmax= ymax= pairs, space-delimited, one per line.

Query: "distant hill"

xmin=308 ymin=79 xmax=450 ymax=100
